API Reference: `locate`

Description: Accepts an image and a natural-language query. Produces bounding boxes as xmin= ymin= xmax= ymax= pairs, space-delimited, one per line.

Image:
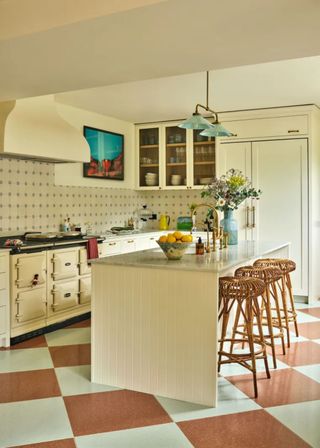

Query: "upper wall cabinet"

xmin=135 ymin=122 xmax=216 ymax=190
xmin=219 ymin=114 xmax=308 ymax=140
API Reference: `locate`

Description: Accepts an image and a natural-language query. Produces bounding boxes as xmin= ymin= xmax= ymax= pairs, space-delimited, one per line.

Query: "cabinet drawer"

xmin=103 ymin=240 xmax=123 ymax=256
xmin=0 ymin=272 xmax=7 ymax=290
xmin=221 ymin=115 xmax=308 ymax=139
xmin=122 ymin=239 xmax=136 ymax=253
xmin=0 ymin=289 xmax=7 ymax=307
xmin=0 ymin=305 xmax=6 ymax=334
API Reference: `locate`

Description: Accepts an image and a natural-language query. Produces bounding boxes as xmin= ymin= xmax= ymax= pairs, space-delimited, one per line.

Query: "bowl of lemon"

xmin=157 ymin=231 xmax=193 ymax=260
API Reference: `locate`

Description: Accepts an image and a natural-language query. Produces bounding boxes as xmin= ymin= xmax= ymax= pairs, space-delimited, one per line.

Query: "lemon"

xmin=167 ymin=235 xmax=176 ymax=243
xmin=159 ymin=235 xmax=168 ymax=243
xmin=182 ymin=235 xmax=193 ymax=242
xmin=173 ymin=231 xmax=183 ymax=240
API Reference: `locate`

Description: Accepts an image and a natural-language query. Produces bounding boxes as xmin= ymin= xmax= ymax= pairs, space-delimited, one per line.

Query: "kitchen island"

xmin=91 ymin=241 xmax=290 ymax=407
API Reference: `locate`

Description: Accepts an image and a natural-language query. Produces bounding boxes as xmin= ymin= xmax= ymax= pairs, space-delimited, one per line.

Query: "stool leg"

xmin=264 ymin=289 xmax=277 ymax=369
xmin=247 ymin=318 xmax=258 ymax=398
xmin=271 ymin=281 xmax=286 ymax=355
xmin=230 ymin=302 xmax=242 ymax=354
xmin=286 ymin=273 xmax=299 ymax=337
xmin=280 ymin=277 xmax=291 ymax=348
xmin=218 ymin=310 xmax=229 ymax=373
xmin=253 ymin=295 xmax=271 ymax=379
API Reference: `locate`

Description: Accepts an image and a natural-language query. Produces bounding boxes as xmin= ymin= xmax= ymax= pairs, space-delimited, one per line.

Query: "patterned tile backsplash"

xmin=0 ymin=158 xmax=205 ymax=234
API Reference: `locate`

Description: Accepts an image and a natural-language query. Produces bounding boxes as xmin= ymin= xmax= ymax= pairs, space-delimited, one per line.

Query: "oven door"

xmin=79 ymin=277 xmax=91 ymax=304
xmin=51 ymin=248 xmax=79 ymax=281
xmin=15 ymin=287 xmax=47 ymax=324
xmin=12 ymin=252 xmax=47 ymax=289
xmin=50 ymin=279 xmax=79 ymax=313
xmin=79 ymin=248 xmax=91 ymax=275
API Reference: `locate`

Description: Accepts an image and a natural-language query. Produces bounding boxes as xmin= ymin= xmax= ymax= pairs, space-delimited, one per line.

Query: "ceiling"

xmin=1 ymin=0 xmax=320 ymax=103
xmin=56 ymin=56 xmax=320 ymax=123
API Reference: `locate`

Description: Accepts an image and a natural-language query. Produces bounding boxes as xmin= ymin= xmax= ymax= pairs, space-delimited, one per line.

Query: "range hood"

xmin=0 ymin=95 xmax=90 ymax=163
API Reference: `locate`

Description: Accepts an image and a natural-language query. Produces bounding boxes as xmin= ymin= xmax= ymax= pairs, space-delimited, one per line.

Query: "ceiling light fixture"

xmin=179 ymin=71 xmax=233 ymax=137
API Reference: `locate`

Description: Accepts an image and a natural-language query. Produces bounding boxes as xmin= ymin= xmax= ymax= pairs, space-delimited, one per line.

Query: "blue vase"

xmin=221 ymin=209 xmax=238 ymax=245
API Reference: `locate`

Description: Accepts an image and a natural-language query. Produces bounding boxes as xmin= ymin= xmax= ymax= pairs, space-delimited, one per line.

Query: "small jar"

xmin=196 ymin=237 xmax=205 ymax=255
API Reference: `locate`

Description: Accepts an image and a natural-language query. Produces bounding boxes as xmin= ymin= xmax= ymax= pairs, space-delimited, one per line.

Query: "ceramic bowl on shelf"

xmin=199 ymin=177 xmax=214 ymax=185
xmin=156 ymin=241 xmax=192 ymax=260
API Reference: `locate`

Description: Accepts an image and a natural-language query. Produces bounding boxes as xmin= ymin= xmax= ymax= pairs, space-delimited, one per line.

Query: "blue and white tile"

xmin=45 ymin=327 xmax=91 ymax=346
xmin=220 ymin=353 xmax=289 ymax=377
xmin=55 ymin=365 xmax=120 ymax=396
xmin=75 ymin=423 xmax=193 ymax=448
xmin=294 ymin=364 xmax=320 ymax=383
xmin=266 ymin=400 xmax=320 ymax=448
xmin=0 ymin=348 xmax=53 ymax=373
xmin=156 ymin=377 xmax=260 ymax=422
xmin=0 ymin=397 xmax=72 ymax=448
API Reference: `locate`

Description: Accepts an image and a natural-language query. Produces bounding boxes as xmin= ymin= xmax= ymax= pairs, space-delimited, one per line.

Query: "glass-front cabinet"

xmin=164 ymin=125 xmax=187 ymax=188
xmin=138 ymin=126 xmax=160 ymax=188
xmin=136 ymin=123 xmax=216 ymax=190
xmin=192 ymin=130 xmax=215 ymax=187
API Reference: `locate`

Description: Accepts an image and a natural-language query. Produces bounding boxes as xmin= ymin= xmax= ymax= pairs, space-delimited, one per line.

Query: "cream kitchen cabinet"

xmin=136 ymin=122 xmax=216 ymax=190
xmin=0 ymin=252 xmax=9 ymax=347
xmin=217 ymin=137 xmax=309 ymax=298
xmin=220 ymin=114 xmax=308 ymax=140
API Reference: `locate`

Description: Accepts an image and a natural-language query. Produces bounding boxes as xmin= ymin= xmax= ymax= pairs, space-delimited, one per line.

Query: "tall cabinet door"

xmin=252 ymin=139 xmax=308 ymax=296
xmin=217 ymin=141 xmax=253 ymax=241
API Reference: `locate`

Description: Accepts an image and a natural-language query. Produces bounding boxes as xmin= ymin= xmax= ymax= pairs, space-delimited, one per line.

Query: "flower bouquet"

xmin=201 ymin=169 xmax=262 ymax=244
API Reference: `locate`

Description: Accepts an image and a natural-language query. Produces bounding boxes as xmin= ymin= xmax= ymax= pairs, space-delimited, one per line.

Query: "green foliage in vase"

xmin=201 ymin=168 xmax=262 ymax=211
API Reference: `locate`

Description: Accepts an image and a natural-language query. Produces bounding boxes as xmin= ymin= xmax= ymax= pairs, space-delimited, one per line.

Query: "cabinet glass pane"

xmin=193 ymin=130 xmax=215 ymax=186
xmin=139 ymin=128 xmax=159 ymax=187
xmin=165 ymin=126 xmax=186 ymax=187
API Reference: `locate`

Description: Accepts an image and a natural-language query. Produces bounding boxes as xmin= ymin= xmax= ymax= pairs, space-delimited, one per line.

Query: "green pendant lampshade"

xmin=200 ymin=122 xmax=233 ymax=137
xmin=179 ymin=113 xmax=213 ymax=130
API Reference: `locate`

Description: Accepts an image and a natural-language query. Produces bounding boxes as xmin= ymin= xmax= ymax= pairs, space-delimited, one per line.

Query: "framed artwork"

xmin=83 ymin=126 xmax=124 ymax=180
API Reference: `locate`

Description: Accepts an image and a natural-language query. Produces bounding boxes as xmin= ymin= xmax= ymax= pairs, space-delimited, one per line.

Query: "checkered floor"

xmin=0 ymin=303 xmax=320 ymax=448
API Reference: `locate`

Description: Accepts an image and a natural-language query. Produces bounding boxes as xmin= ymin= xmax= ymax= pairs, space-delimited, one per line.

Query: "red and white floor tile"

xmin=0 ymin=305 xmax=320 ymax=447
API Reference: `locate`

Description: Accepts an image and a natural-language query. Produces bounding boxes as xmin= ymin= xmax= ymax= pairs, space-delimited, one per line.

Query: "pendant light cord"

xmin=194 ymin=70 xmax=218 ymax=122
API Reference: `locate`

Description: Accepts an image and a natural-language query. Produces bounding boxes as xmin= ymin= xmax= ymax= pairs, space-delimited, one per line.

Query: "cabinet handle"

xmin=252 ymin=206 xmax=256 ymax=228
xmin=288 ymin=129 xmax=300 ymax=133
xmin=127 ymin=240 xmax=134 ymax=243
xmin=149 ymin=237 xmax=155 ymax=240
xmin=65 ymin=262 xmax=71 ymax=266
xmin=108 ymin=242 xmax=116 ymax=246
xmin=159 ymin=187 xmax=162 ymax=190
xmin=64 ymin=292 xmax=71 ymax=298
xmin=246 ymin=206 xmax=250 ymax=228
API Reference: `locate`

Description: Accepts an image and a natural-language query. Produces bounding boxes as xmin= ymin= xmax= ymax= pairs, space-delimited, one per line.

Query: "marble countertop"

xmin=93 ymin=240 xmax=290 ymax=273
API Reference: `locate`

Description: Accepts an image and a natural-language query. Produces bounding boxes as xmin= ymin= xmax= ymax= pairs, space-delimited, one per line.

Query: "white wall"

xmin=55 ymin=103 xmax=135 ymax=189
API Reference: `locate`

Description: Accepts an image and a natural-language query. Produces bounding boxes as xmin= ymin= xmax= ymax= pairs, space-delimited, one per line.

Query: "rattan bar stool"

xmin=234 ymin=265 xmax=285 ymax=369
xmin=253 ymin=258 xmax=298 ymax=347
xmin=218 ymin=276 xmax=270 ymax=398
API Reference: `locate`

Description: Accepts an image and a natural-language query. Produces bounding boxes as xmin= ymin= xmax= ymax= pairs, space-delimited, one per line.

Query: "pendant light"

xmin=179 ymin=71 xmax=233 ymax=137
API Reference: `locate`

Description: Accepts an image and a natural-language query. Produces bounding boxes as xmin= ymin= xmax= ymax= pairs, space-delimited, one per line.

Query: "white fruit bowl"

xmin=157 ymin=241 xmax=192 ymax=260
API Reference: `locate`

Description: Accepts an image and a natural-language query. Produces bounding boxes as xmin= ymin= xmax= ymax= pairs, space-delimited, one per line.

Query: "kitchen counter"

xmin=93 ymin=240 xmax=290 ymax=273
xmin=92 ymin=240 xmax=290 ymax=407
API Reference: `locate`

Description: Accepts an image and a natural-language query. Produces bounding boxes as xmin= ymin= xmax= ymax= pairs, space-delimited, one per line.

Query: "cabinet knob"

xmin=159 ymin=187 xmax=162 ymax=190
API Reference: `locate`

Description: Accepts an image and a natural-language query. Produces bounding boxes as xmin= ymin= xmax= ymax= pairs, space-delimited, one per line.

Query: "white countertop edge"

xmin=92 ymin=241 xmax=291 ymax=274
